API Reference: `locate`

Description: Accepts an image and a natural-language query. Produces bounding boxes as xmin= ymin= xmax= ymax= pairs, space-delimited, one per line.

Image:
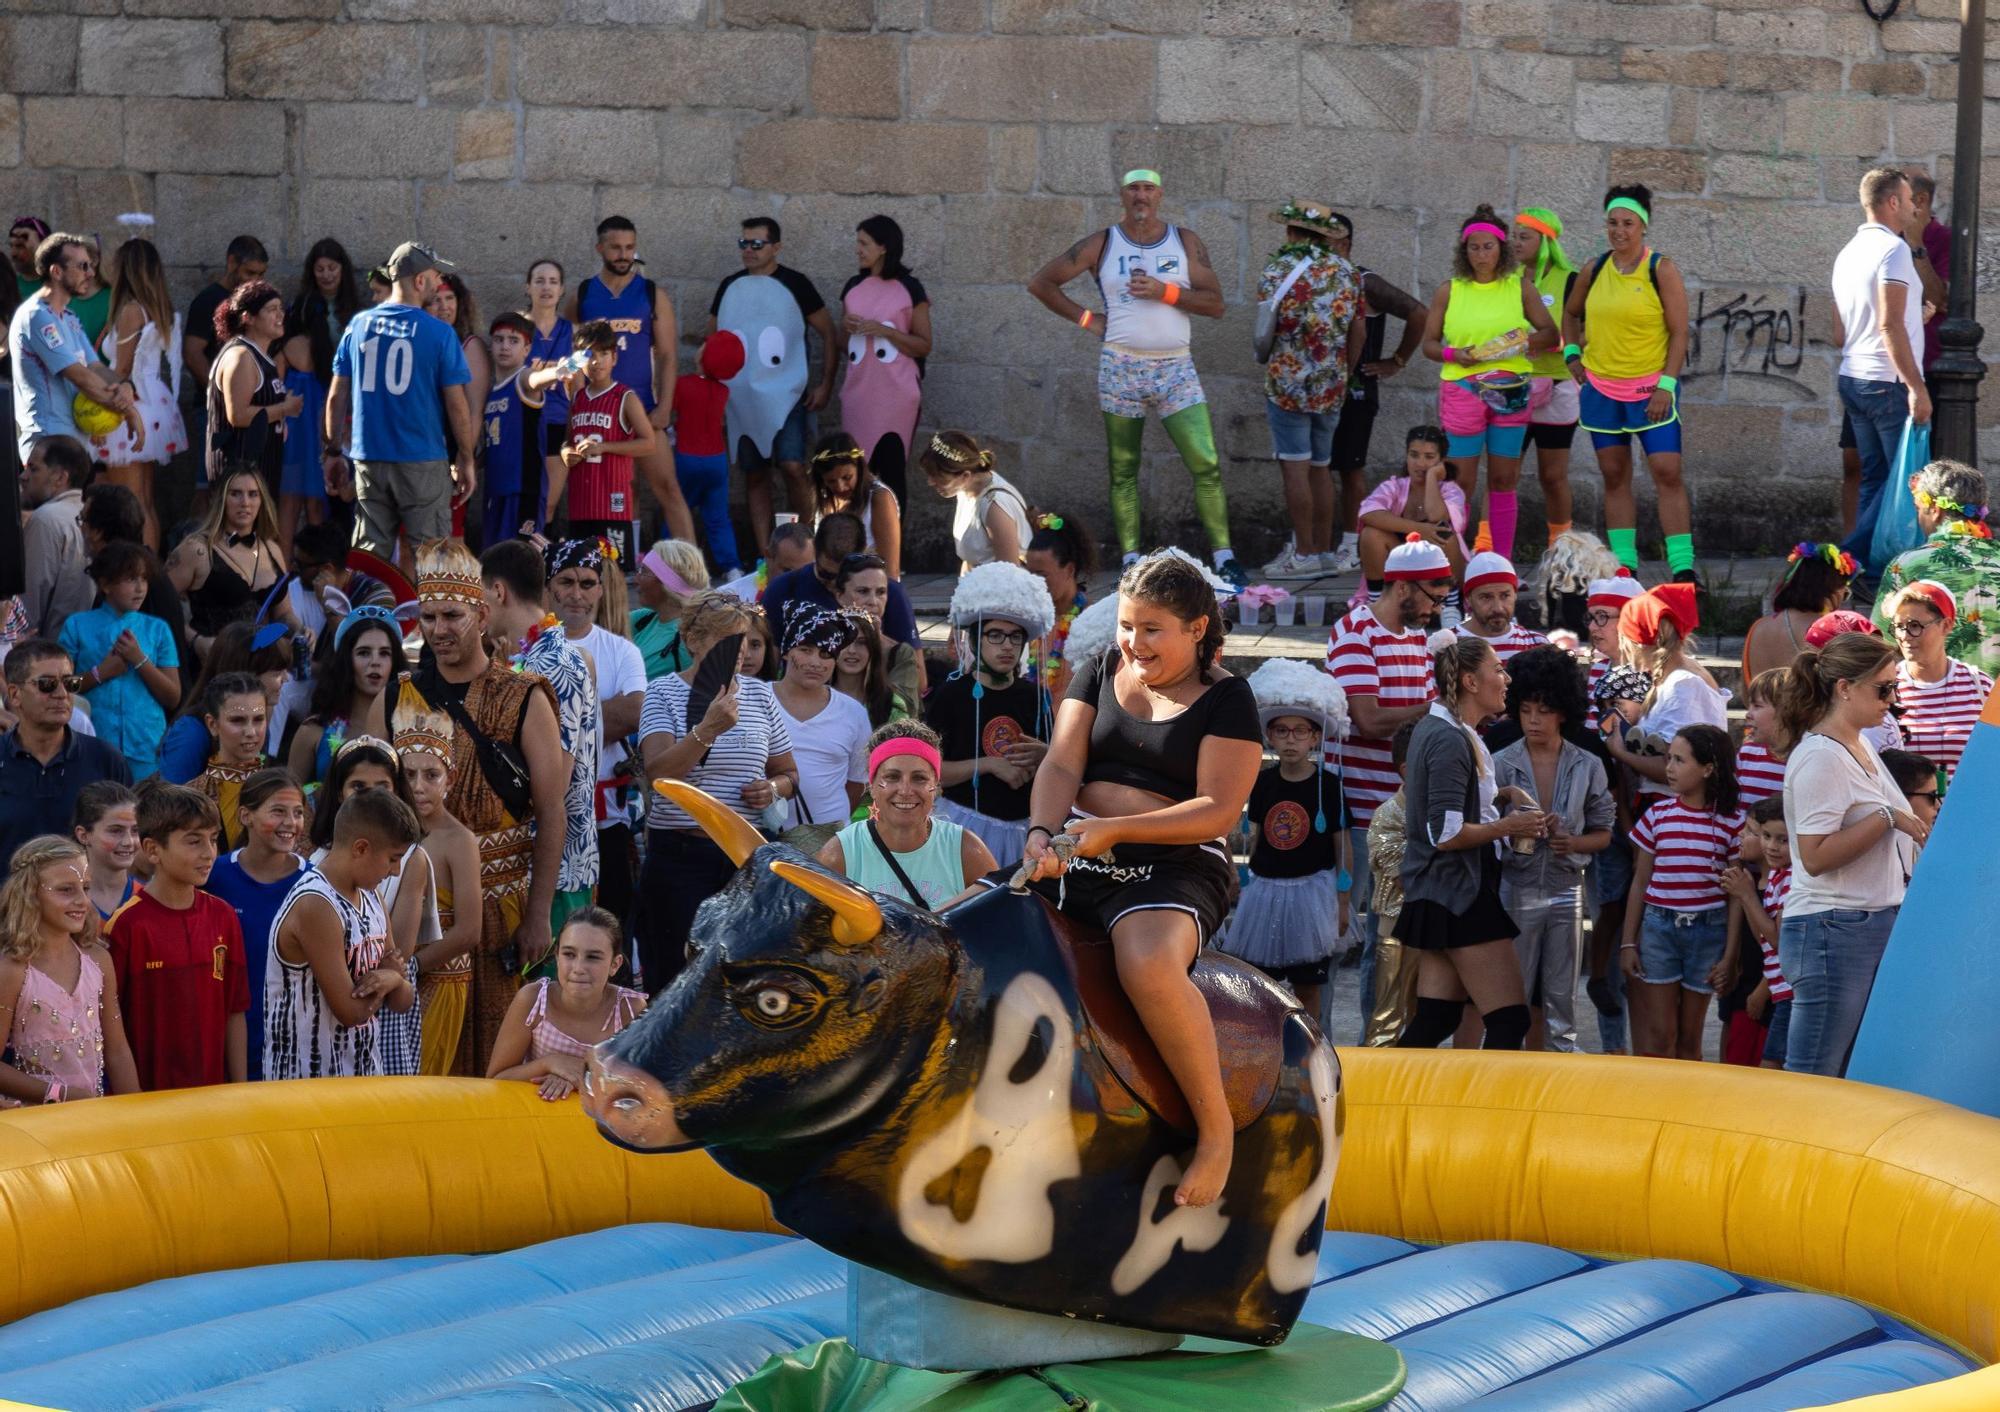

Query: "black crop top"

xmin=1066 ymin=648 xmax=1262 ymax=802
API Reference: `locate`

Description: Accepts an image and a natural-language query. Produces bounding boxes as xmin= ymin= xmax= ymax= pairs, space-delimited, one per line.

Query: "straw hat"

xmin=1272 ymin=199 xmax=1349 ymax=239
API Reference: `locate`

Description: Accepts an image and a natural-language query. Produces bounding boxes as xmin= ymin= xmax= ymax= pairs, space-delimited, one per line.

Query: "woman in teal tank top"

xmin=818 ymin=722 xmax=998 ymax=912
xmin=1421 ymin=205 xmax=1560 ymax=566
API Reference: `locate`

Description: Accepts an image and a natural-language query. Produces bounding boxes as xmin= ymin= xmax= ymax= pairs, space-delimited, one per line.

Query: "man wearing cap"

xmin=1460 ymin=551 xmax=1547 ymax=666
xmin=1028 ymin=170 xmax=1244 ymax=589
xmin=1329 ymin=532 xmax=1450 ymax=1002
xmin=324 ymin=241 xmax=477 ymax=562
xmin=1256 ymin=200 xmax=1363 ymax=581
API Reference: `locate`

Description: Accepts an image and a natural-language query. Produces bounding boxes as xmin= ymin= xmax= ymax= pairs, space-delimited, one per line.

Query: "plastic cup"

xmin=1238 ymin=599 xmax=1262 ymax=625
xmin=1302 ymin=595 xmax=1326 ymax=626
xmin=1275 ymin=596 xmax=1297 ymax=625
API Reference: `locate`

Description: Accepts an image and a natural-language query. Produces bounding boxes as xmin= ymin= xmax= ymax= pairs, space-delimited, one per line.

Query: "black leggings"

xmin=637 ymin=827 xmax=737 ymax=997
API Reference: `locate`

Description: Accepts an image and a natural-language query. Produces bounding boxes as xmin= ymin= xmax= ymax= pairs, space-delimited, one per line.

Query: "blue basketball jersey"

xmin=483 ymin=370 xmax=541 ymax=500
xmin=528 ymin=315 xmax=574 ymax=428
xmin=578 ymin=275 xmax=655 ymax=410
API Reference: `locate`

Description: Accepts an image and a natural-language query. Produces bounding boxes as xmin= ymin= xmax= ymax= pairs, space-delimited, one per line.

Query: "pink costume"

xmin=838 ymin=275 xmax=923 ymax=463
xmin=1 ymin=941 xmax=106 ymax=1106
xmin=525 ymin=977 xmax=645 ymax=1064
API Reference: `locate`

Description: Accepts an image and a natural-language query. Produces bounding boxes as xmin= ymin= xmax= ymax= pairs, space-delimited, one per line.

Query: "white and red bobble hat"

xmin=1463 ymin=551 xmax=1518 ymax=594
xmin=1586 ymin=568 xmax=1644 ymax=608
xmin=1384 ymin=532 xmax=1453 ymax=583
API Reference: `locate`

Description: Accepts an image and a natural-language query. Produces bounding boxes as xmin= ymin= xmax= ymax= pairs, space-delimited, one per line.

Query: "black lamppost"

xmin=1930 ymin=0 xmax=1987 ymax=465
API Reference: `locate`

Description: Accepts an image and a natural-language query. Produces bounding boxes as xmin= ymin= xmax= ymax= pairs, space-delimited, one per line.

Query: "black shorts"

xmin=1329 ymin=399 xmax=1379 ymax=473
xmin=1035 ymin=833 xmax=1236 ymax=951
xmin=1526 ymin=420 xmax=1577 ymax=452
xmin=1265 ymin=956 xmax=1332 ymax=990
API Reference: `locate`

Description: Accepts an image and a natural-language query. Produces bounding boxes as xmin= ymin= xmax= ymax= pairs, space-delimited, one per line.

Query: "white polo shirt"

xmin=1831 ymin=220 xmax=1922 ymax=384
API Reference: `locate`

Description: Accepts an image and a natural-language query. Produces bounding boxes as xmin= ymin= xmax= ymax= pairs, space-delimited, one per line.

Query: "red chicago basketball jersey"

xmin=566 ymin=380 xmax=636 ymax=523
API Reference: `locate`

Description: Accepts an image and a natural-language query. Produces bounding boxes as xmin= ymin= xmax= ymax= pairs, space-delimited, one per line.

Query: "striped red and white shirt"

xmin=1467 ymin=621 xmax=1547 ymax=666
xmin=1630 ymin=798 xmax=1746 ymax=911
xmin=1584 ymin=653 xmax=1609 ymax=732
xmin=1758 ymin=865 xmax=1793 ymax=1002
xmin=1329 ymin=605 xmax=1434 ymax=825
xmin=1895 ymin=658 xmax=1992 ymax=780
xmin=1736 ymin=740 xmax=1787 ymax=805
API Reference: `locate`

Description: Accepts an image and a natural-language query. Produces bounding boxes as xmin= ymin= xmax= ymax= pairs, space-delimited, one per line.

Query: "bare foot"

xmin=1174 ymin=1131 xmax=1234 ymax=1207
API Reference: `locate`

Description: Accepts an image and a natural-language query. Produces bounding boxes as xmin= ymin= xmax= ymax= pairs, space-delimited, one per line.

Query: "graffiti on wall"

xmin=1683 ymin=289 xmax=1818 ymax=399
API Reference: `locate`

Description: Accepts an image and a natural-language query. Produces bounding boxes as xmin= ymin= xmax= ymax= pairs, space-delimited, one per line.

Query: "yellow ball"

xmin=72 ymin=392 xmax=121 ymax=437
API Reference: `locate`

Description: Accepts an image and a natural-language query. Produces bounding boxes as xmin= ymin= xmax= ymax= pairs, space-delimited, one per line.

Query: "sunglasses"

xmin=1868 ymin=681 xmax=1897 ymax=702
xmin=981 ymin=628 xmax=1029 ymax=648
xmin=737 ymin=238 xmax=773 ymax=251
xmin=26 ymin=675 xmax=85 ymax=696
xmin=1907 ymin=790 xmax=1942 ymax=804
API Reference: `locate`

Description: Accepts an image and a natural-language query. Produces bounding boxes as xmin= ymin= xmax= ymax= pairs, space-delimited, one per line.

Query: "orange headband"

xmin=1515 ymin=212 xmax=1559 ymax=240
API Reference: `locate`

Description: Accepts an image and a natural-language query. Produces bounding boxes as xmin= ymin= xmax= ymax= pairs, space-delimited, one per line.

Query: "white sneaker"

xmin=1322 ymin=544 xmax=1361 ymax=574
xmin=1261 ymin=548 xmax=1321 ymax=580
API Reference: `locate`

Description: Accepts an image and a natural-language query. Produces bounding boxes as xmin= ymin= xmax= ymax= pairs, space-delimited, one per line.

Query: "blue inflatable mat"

xmin=0 ymin=1225 xmax=1970 ymax=1411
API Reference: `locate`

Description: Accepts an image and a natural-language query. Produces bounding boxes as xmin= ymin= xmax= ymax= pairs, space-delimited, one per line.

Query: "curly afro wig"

xmin=1504 ymin=643 xmax=1590 ymax=728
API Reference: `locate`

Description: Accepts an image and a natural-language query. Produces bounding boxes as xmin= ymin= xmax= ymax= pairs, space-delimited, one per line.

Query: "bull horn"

xmin=653 ymin=779 xmax=765 ymax=867
xmin=769 ymin=860 xmax=883 ymax=946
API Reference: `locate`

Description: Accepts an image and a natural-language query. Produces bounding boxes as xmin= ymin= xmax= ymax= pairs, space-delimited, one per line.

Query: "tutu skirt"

xmin=1216 ymin=869 xmax=1342 ymax=969
xmin=935 ymin=797 xmax=1028 ymax=870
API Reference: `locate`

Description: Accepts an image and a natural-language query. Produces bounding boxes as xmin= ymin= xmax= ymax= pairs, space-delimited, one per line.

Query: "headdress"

xmin=1244 ymin=658 xmax=1349 ymax=836
xmin=1783 ymin=542 xmax=1858 ymax=582
xmin=335 ymin=603 xmax=400 ymax=649
xmin=1062 ymin=595 xmax=1120 ymax=666
xmin=392 ymin=678 xmax=453 ymax=762
xmin=1271 ymin=200 xmax=1348 ymax=239
xmin=335 ymin=734 xmax=399 ymax=766
xmin=926 ymin=433 xmax=993 ymax=471
xmin=949 ymin=562 xmax=1056 ymax=641
xmin=414 ymin=538 xmax=484 ymax=607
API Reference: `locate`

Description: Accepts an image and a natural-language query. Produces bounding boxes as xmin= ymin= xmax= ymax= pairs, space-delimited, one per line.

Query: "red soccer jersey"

xmin=105 ymin=887 xmax=248 ymax=1091
xmin=567 ymin=380 xmax=637 ymax=523
xmin=671 ymin=374 xmax=729 ymax=458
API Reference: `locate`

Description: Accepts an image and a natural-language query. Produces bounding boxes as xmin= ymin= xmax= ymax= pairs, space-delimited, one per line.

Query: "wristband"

xmin=1620 ymin=944 xmax=1638 ymax=951
xmin=1655 ymin=374 xmax=1678 ymax=392
xmin=1441 ymin=346 xmax=1459 ymax=364
xmin=1025 ymin=824 xmax=1055 ymax=844
xmin=42 ymin=1079 xmax=61 ymax=1103
xmin=1077 ymin=310 xmax=1094 ymax=330
xmin=1160 ymin=282 xmax=1181 ymax=307
xmin=1563 ymin=343 xmax=1582 ymax=361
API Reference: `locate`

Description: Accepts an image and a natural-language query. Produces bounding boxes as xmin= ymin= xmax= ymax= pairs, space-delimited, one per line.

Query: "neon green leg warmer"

xmin=1163 ymin=402 xmax=1230 ymax=551
xmin=1104 ymin=412 xmax=1146 ymax=554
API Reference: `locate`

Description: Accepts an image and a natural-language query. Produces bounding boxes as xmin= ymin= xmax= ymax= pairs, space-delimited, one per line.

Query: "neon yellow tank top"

xmin=1527 ymin=268 xmax=1576 ymax=379
xmin=1440 ymin=270 xmax=1533 ymax=381
xmin=1581 ymin=249 xmax=1667 ymax=378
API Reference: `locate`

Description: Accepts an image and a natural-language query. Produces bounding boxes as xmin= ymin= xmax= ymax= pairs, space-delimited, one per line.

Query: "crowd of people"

xmin=0 ymin=161 xmax=1984 ymax=1173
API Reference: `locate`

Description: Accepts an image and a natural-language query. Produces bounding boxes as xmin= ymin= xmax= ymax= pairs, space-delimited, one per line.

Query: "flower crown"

xmin=1276 ymin=201 xmax=1341 ymax=228
xmin=927 ymin=434 xmax=993 ymax=470
xmin=1914 ymin=488 xmax=1989 ymax=522
xmin=1785 ymin=542 xmax=1857 ymax=579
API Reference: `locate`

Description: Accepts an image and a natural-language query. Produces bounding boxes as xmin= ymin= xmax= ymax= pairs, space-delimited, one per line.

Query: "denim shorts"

xmin=1591 ymin=832 xmax=1634 ymax=912
xmin=1637 ymin=903 xmax=1728 ymax=992
xmin=735 ymin=399 xmax=815 ymax=469
xmin=1266 ymin=401 xmax=1338 ymax=466
xmin=1762 ymin=997 xmax=1791 ymax=1065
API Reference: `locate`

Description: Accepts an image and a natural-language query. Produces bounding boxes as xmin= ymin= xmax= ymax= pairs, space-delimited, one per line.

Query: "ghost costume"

xmin=838 ymin=273 xmax=925 ymax=498
xmin=717 ymin=273 xmax=809 ymax=460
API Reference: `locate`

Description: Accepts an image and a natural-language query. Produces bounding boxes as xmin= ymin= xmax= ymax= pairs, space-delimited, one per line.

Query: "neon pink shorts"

xmin=1438 ymin=378 xmax=1531 ymax=437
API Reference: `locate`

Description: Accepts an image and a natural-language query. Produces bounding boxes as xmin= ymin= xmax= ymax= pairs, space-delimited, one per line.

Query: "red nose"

xmin=582 ymin=1045 xmax=690 ymax=1150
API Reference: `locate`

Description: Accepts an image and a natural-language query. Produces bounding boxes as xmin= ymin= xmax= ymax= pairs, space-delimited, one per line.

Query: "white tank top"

xmin=264 ymin=867 xmax=390 ymax=1080
xmin=1096 ymin=224 xmax=1193 ymax=354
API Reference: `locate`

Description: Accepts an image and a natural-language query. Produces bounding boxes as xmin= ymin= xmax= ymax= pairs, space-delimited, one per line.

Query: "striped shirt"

xmin=1329 ymin=605 xmax=1434 ymax=825
xmin=1895 ymin=658 xmax=1992 ymax=780
xmin=1736 ymin=740 xmax=1787 ymax=805
xmin=639 ymin=674 xmax=794 ymax=832
xmin=263 ymin=868 xmax=388 ymax=1081
xmin=1759 ymin=865 xmax=1793 ymax=1002
xmin=1630 ymin=798 xmax=1746 ymax=911
xmin=1467 ymin=621 xmax=1547 ymax=666
xmin=1584 ymin=653 xmax=1609 ymax=732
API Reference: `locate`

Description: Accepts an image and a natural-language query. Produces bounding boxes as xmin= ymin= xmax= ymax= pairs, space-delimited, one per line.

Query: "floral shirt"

xmin=517 ymin=620 xmax=600 ymax=892
xmin=1874 ymin=524 xmax=2000 ymax=677
xmin=1259 ymin=246 xmax=1363 ymax=415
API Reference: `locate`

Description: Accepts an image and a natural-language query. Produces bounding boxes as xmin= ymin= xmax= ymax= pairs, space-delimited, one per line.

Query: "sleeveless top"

xmin=264 ymin=867 xmax=390 ymax=1080
xmin=527 ymin=314 xmax=574 ymax=428
xmin=1440 ymin=271 xmax=1533 ymax=381
xmin=1526 ymin=269 xmax=1578 ymax=379
xmin=1 ymin=941 xmax=106 ymax=1104
xmin=483 ymin=368 xmax=543 ymax=503
xmin=836 ymin=817 xmax=967 ymax=911
xmin=566 ymin=381 xmax=635 ymax=523
xmin=206 ymin=335 xmax=286 ymax=479
xmin=1581 ymin=249 xmax=1668 ymax=379
xmin=524 ymin=977 xmax=645 ymax=1063
xmin=1097 ymin=224 xmax=1193 ymax=354
xmin=952 ymin=473 xmax=1032 ymax=569
xmin=187 ymin=536 xmax=269 ymax=637
xmin=577 ymin=275 xmax=654 ymax=406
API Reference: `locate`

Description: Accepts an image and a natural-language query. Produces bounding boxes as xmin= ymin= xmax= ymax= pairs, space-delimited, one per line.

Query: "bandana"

xmin=782 ymin=606 xmax=855 ymax=658
xmin=549 ymin=537 xmax=607 ymax=575
xmin=1593 ymin=663 xmax=1652 ymax=709
xmin=1894 ymin=579 xmax=1957 ymax=624
xmin=1618 ymin=583 xmax=1699 ymax=644
xmin=1803 ymin=610 xmax=1880 ymax=649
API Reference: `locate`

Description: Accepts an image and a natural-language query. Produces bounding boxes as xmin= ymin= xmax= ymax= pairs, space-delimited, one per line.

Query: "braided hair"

xmin=1430 ymin=631 xmax=1495 ymax=775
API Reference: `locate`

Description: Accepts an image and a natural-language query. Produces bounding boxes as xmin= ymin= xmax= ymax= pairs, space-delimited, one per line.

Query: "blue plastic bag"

xmin=1870 ymin=418 xmax=1931 ymax=571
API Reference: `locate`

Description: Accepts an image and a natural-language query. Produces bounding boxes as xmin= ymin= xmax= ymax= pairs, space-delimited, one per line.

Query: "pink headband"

xmin=868 ymin=738 xmax=942 ymax=780
xmin=1461 ymin=222 xmax=1508 ymax=240
xmin=643 ymin=548 xmax=693 ymax=598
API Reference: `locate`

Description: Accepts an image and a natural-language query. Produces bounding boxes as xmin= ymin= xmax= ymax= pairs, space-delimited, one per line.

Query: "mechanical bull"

xmin=584 ymin=781 xmax=1342 ymax=1347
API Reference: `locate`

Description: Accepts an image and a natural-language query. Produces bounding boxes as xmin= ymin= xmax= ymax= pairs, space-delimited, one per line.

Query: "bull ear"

xmin=654 ymin=779 xmax=765 ymax=866
xmin=769 ymin=860 xmax=884 ymax=946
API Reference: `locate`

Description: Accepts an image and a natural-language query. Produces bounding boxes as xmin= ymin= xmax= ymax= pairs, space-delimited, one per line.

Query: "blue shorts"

xmin=735 ymin=400 xmax=814 ymax=471
xmin=1637 ymin=903 xmax=1728 ymax=992
xmin=1266 ymin=402 xmax=1338 ymax=466
xmin=1591 ymin=832 xmax=1634 ymax=912
xmin=1580 ymin=380 xmax=1682 ymax=455
xmin=1762 ymin=996 xmax=1791 ymax=1065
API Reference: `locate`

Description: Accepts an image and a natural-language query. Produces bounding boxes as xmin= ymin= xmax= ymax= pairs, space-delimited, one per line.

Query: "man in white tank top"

xmin=1029 ymin=170 xmax=1244 ymax=589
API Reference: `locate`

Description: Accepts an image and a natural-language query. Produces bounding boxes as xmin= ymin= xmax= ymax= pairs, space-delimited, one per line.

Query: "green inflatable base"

xmin=713 ymin=1323 xmax=1406 ymax=1412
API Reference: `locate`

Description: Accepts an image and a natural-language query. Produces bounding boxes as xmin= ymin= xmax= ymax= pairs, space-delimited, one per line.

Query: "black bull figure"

xmin=584 ymin=781 xmax=1342 ymax=1346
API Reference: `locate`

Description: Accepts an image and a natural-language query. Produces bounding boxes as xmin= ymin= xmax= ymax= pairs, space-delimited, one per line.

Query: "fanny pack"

xmin=1466 ymin=370 xmax=1531 ymax=415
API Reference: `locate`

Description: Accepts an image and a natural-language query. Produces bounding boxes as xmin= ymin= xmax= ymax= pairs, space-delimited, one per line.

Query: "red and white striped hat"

xmin=1384 ymin=532 xmax=1453 ymax=583
xmin=1463 ymin=551 xmax=1518 ymax=594
xmin=1586 ymin=568 xmax=1644 ymax=609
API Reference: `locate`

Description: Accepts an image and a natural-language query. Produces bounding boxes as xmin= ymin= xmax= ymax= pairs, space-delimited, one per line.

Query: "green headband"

xmin=1121 ymin=168 xmax=1162 ymax=189
xmin=1605 ymin=196 xmax=1651 ymax=224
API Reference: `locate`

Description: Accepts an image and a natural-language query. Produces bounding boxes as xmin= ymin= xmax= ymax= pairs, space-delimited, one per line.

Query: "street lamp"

xmin=1930 ymin=0 xmax=1987 ymax=465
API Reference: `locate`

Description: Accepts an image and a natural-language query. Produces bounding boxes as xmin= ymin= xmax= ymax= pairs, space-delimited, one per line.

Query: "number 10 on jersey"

xmin=357 ymin=334 xmax=413 ymax=395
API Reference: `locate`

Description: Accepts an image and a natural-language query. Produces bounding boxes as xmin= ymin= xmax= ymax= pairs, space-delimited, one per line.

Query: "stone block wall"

xmin=1 ymin=0 xmax=1997 ymax=564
